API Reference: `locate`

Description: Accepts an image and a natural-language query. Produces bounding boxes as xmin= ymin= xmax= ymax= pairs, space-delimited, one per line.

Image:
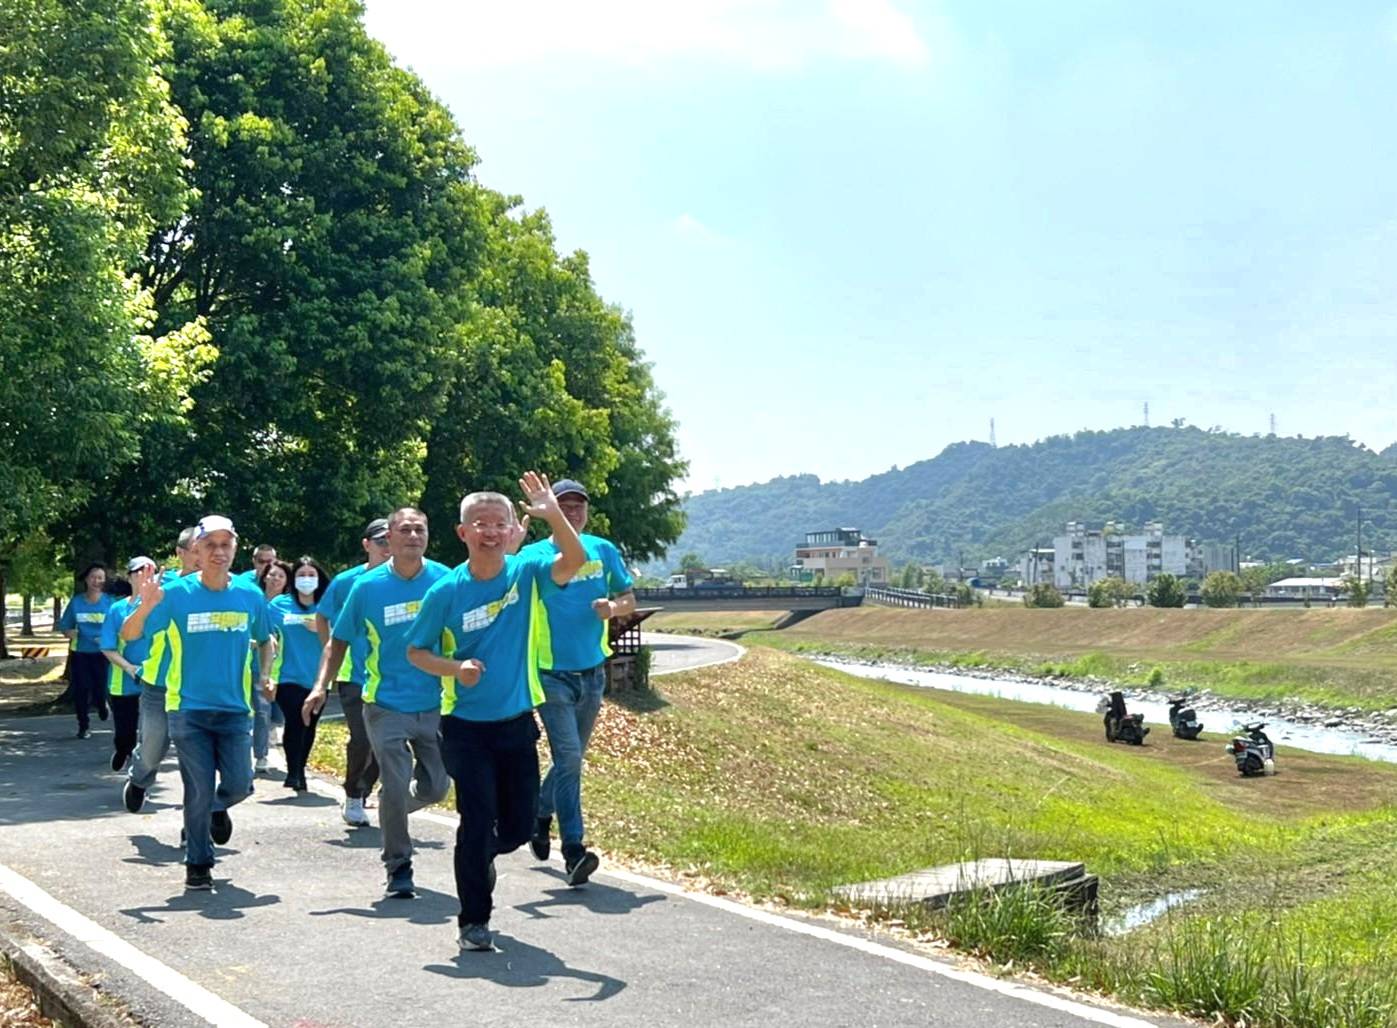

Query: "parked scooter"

xmin=1167 ymin=695 xmax=1204 ymax=740
xmin=1227 ymin=722 xmax=1276 ymax=776
xmin=1098 ymin=691 xmax=1149 ymax=745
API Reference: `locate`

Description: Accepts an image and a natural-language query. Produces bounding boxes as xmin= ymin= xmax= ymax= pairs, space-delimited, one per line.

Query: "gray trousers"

xmin=362 ymin=704 xmax=450 ymax=874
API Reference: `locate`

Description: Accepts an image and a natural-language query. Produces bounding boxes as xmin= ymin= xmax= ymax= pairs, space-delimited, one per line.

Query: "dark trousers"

xmin=70 ymin=652 xmax=109 ymax=732
xmin=440 ymin=713 xmax=540 ymax=927
xmin=111 ymin=693 xmax=141 ymax=760
xmin=338 ymin=681 xmax=379 ymax=799
xmin=273 ymin=683 xmax=321 ymax=783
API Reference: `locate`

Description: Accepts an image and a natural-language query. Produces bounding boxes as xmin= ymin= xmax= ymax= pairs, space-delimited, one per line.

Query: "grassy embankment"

xmin=647 ymin=610 xmax=789 ymax=636
xmin=751 ymin=605 xmax=1397 ymax=712
xmin=312 ymin=646 xmax=1397 ymax=1026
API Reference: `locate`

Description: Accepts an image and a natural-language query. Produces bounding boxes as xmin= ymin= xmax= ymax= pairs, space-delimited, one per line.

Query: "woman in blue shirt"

xmin=269 ymin=557 xmax=330 ymax=791
xmin=253 ymin=560 xmax=291 ymax=773
xmin=58 ymin=563 xmax=114 ymax=739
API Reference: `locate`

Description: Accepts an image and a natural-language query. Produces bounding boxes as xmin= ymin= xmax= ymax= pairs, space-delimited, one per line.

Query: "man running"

xmin=305 ymin=508 xmax=450 ymax=898
xmin=314 ymin=518 xmax=390 ymax=828
xmin=122 ymin=515 xmax=272 ymax=889
xmin=406 ymin=472 xmax=585 ymax=952
xmin=522 ymin=479 xmax=635 ymax=882
xmin=100 ymin=557 xmax=158 ymax=773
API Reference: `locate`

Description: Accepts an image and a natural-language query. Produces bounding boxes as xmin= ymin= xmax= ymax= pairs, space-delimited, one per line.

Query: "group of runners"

xmin=57 ymin=472 xmax=636 ymax=952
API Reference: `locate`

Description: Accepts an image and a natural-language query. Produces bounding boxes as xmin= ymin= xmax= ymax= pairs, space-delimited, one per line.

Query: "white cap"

xmin=126 ymin=556 xmax=157 ymax=573
xmin=195 ymin=514 xmax=238 ymax=539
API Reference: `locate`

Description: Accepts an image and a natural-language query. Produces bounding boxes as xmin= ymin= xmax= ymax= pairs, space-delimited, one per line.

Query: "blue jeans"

xmin=252 ymin=690 xmax=271 ymax=759
xmin=168 ymin=708 xmax=253 ymax=867
xmin=128 ymin=686 xmax=171 ymax=791
xmin=536 ymin=665 xmax=605 ymax=855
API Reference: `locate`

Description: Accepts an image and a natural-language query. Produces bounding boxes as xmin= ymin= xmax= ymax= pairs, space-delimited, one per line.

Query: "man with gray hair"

xmin=163 ymin=526 xmax=199 ymax=585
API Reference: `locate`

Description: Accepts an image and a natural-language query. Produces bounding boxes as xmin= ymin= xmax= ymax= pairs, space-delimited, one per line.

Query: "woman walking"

xmin=269 ymin=557 xmax=330 ymax=791
xmin=253 ymin=560 xmax=292 ymax=773
xmin=58 ymin=564 xmax=114 ymax=739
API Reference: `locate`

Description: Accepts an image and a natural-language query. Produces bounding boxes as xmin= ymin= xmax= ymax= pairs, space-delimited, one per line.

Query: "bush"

xmin=941 ymin=884 xmax=1074 ymax=967
xmin=1147 ymin=573 xmax=1187 ymax=608
xmin=1023 ymin=583 xmax=1065 ymax=608
xmin=1088 ymin=577 xmax=1133 ymax=608
xmin=1147 ymin=666 xmax=1166 ymax=688
xmin=1200 ymin=571 xmax=1243 ymax=608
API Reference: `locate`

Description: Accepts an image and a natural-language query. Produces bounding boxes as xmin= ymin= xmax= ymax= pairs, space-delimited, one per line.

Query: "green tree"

xmin=1386 ymin=565 xmax=1397 ymax=608
xmin=1023 ymin=583 xmax=1065 ymax=608
xmin=922 ymin=569 xmax=947 ymax=596
xmin=0 ymin=0 xmax=205 ymax=653
xmin=1147 ymin=573 xmax=1187 ymax=608
xmin=1200 ymin=570 xmax=1244 ymax=608
xmin=678 ymin=553 xmax=706 ymax=574
xmin=1344 ymin=575 xmax=1370 ymax=608
xmin=1087 ymin=576 xmax=1134 ymax=608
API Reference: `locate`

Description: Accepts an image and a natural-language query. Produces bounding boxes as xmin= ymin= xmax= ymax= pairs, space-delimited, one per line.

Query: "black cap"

xmin=363 ymin=517 xmax=389 ymax=540
xmin=551 ymin=479 xmax=589 ymax=500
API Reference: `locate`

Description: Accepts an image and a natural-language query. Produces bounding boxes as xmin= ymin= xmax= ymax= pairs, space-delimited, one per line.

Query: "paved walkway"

xmin=0 ymin=639 xmax=1184 ymax=1028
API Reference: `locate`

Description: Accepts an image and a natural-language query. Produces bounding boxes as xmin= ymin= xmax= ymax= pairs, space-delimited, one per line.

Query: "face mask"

xmin=294 ymin=576 xmax=317 ymax=594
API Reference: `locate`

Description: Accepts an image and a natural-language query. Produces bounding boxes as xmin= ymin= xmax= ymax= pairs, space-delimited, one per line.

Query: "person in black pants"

xmin=98 ymin=564 xmax=152 ymax=770
xmin=58 ymin=563 xmax=114 ymax=739
xmin=267 ymin=557 xmax=331 ymax=790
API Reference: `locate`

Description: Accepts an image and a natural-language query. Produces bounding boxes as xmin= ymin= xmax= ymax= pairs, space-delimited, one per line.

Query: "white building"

xmin=1047 ymin=521 xmax=1222 ymax=589
xmin=1265 ymin=577 xmax=1345 ymax=600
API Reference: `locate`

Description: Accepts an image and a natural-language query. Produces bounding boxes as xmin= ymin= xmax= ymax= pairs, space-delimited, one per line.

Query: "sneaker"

xmin=529 ymin=816 xmax=551 ymax=861
xmin=110 ymin=749 xmax=128 ymax=773
xmin=122 ymin=781 xmax=145 ymax=813
xmin=458 ymin=923 xmax=494 ymax=952
xmin=565 ymin=850 xmax=599 ymax=887
xmin=76 ymin=728 xmax=91 ymax=739
xmin=98 ymin=706 xmax=109 ymax=722
xmin=255 ymin=757 xmax=268 ymax=774
xmin=185 ymin=864 xmax=213 ymax=891
xmin=386 ymin=863 xmax=415 ymax=898
xmin=342 ymin=797 xmax=370 ymax=828
xmin=210 ymin=810 xmax=233 ymax=846
xmin=291 ymin=775 xmax=307 ymax=793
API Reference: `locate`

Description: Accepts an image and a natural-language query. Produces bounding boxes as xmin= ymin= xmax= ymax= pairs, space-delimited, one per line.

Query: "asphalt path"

xmin=0 ymin=638 xmax=1185 ymax=1028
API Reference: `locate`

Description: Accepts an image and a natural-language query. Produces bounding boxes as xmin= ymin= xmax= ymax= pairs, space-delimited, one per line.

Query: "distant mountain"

xmin=667 ymin=428 xmax=1397 ymax=569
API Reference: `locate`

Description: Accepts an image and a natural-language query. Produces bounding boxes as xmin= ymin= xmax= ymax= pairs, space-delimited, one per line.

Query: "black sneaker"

xmin=76 ymin=728 xmax=91 ymax=739
xmin=98 ymin=706 xmax=109 ymax=722
xmin=386 ymin=863 xmax=415 ymax=898
xmin=122 ymin=781 xmax=145 ymax=813
xmin=565 ymin=850 xmax=600 ymax=887
xmin=210 ymin=810 xmax=233 ymax=845
xmin=185 ymin=864 xmax=213 ymax=891
xmin=529 ymin=816 xmax=551 ymax=861
xmin=110 ymin=749 xmax=128 ymax=773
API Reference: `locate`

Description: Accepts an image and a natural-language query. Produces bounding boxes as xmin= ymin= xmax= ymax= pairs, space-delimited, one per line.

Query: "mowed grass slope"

xmin=755 ymin=606 xmax=1397 ymax=710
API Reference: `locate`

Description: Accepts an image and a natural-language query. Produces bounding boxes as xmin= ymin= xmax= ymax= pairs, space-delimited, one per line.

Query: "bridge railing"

xmin=864 ymin=585 xmax=961 ymax=609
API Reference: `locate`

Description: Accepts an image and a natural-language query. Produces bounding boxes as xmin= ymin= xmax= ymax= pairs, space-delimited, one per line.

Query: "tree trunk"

xmin=21 ymin=594 xmax=33 ymax=635
xmin=0 ymin=567 xmax=9 ymax=659
xmin=52 ymin=594 xmax=60 ymax=624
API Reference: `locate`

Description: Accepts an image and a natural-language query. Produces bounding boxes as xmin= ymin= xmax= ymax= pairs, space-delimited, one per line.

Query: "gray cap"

xmin=127 ymin=556 xmax=157 ymax=573
xmin=551 ymin=479 xmax=588 ymax=500
xmin=363 ymin=517 xmax=389 ymax=540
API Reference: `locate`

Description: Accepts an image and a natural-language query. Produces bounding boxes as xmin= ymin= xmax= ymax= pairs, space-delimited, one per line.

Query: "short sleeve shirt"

xmin=406 ymin=551 xmax=557 ymax=722
xmin=332 ymin=560 xmax=449 ymax=713
xmin=320 ymin=564 xmax=369 ymax=684
xmin=522 ymin=534 xmax=634 ymax=671
xmin=100 ymin=599 xmax=150 ymax=697
xmin=59 ymin=594 xmax=114 ymax=653
xmin=269 ymin=594 xmax=322 ymax=688
xmin=140 ymin=575 xmax=271 ymax=713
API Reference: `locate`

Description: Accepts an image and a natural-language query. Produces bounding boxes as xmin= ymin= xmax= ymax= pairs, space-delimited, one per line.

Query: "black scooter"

xmin=1167 ymin=695 xmax=1204 ymax=740
xmin=1227 ymin=722 xmax=1276 ymax=776
xmin=1099 ymin=691 xmax=1149 ymax=745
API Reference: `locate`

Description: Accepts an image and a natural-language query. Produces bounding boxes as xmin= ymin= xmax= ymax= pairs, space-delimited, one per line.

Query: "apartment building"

xmin=791 ymin=528 xmax=890 ymax=585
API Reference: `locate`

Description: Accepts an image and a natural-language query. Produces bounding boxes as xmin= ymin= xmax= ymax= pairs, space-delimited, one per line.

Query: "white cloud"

xmin=364 ymin=0 xmax=933 ymax=73
xmin=673 ymin=212 xmax=718 ymax=240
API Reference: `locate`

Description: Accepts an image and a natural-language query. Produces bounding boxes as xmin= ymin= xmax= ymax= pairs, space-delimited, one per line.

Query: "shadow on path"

xmin=119 ymin=882 xmax=280 ymax=924
xmin=309 ymin=888 xmax=458 ymax=926
xmin=513 ymin=874 xmax=666 ymax=921
xmin=424 ymin=935 xmax=626 ymax=1001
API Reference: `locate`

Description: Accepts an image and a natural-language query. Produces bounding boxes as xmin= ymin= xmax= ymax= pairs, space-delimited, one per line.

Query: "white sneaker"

xmin=255 ymin=757 xmax=269 ymax=774
xmin=343 ymin=797 xmax=371 ymax=827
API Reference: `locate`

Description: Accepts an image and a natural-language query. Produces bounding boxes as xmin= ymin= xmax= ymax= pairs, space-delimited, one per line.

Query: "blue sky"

xmin=364 ymin=0 xmax=1397 ymax=492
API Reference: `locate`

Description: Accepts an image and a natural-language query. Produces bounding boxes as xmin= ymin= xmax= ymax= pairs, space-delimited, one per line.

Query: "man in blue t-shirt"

xmin=312 ymin=517 xmax=390 ymax=828
xmin=123 ymin=515 xmax=273 ymax=891
xmin=521 ymin=479 xmax=635 ymax=881
xmin=406 ymin=471 xmax=586 ymax=953
xmin=306 ymin=508 xmax=451 ymax=899
xmin=161 ymin=526 xmax=199 ymax=586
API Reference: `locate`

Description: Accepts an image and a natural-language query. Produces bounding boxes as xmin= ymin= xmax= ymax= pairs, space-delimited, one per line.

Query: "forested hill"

xmin=669 ymin=428 xmax=1397 ymax=568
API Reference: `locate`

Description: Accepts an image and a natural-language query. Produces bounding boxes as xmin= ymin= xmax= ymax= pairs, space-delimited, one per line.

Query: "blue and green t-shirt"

xmin=59 ymin=593 xmax=114 ymax=653
xmin=521 ymin=534 xmax=633 ymax=672
xmin=269 ymin=593 xmax=322 ymax=688
xmin=138 ymin=575 xmax=271 ymax=713
xmin=99 ymin=598 xmax=151 ymax=697
xmin=332 ymin=560 xmax=449 ymax=713
xmin=320 ymin=564 xmax=370 ymax=684
xmin=406 ymin=551 xmax=558 ymax=722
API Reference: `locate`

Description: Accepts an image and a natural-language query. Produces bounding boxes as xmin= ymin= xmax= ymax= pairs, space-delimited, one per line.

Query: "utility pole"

xmin=1143 ymin=402 xmax=1150 ymax=428
xmin=989 ymin=418 xmax=996 ymax=448
xmin=1269 ymin=413 xmax=1276 ymax=436
xmin=1358 ymin=509 xmax=1363 ymax=583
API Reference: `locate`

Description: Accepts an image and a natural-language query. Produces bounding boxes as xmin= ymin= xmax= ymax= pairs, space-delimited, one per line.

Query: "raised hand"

xmin=456 ymin=659 xmax=485 ymax=688
xmin=508 ymin=514 xmax=532 ymax=553
xmin=135 ymin=576 xmax=164 ymax=610
xmin=517 ymin=471 xmax=559 ymax=520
